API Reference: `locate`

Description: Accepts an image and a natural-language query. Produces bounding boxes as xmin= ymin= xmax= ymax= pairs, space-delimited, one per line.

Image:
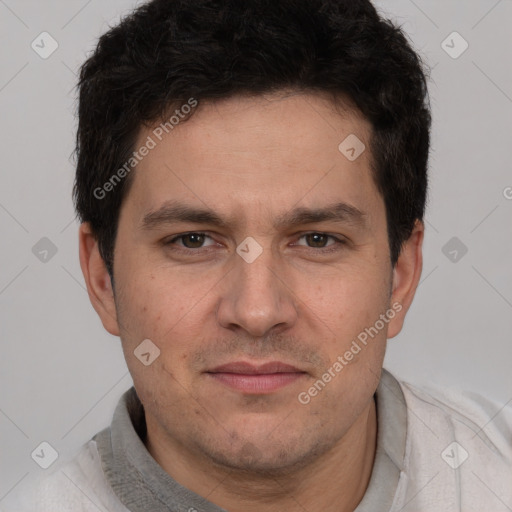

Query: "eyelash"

xmin=164 ymin=232 xmax=347 ymax=255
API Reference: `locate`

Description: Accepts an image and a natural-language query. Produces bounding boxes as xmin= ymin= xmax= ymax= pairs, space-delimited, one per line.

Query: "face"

xmin=80 ymin=92 xmax=422 ymax=474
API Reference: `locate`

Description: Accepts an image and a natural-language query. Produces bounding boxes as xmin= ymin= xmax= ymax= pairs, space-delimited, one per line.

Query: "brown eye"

xmin=180 ymin=233 xmax=206 ymax=248
xmin=294 ymin=232 xmax=346 ymax=253
xmin=165 ymin=232 xmax=215 ymax=250
xmin=304 ymin=233 xmax=330 ymax=248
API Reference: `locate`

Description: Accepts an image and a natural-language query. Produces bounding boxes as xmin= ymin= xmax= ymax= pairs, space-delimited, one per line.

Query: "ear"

xmin=387 ymin=220 xmax=424 ymax=339
xmin=78 ymin=222 xmax=120 ymax=336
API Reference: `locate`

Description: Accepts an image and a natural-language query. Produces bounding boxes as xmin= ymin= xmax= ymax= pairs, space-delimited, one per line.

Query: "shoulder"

xmin=2 ymin=440 xmax=129 ymax=512
xmin=391 ymin=375 xmax=512 ymax=510
xmin=399 ymin=378 xmax=512 ymax=459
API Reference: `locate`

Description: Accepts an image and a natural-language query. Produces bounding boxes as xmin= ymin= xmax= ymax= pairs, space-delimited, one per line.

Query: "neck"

xmin=146 ymin=397 xmax=378 ymax=512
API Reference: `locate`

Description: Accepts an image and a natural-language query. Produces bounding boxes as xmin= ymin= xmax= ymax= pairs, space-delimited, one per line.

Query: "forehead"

xmin=121 ymin=92 xmax=382 ymax=227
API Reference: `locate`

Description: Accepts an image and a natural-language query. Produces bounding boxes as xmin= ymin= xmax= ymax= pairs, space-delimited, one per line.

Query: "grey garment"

xmin=93 ymin=368 xmax=407 ymax=512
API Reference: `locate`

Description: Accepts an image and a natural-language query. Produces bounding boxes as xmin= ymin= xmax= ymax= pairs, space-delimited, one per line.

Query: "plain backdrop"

xmin=1 ymin=0 xmax=511 ymax=504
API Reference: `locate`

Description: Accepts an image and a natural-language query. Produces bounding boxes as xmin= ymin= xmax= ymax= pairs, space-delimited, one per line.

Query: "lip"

xmin=209 ymin=361 xmax=303 ymax=374
xmin=206 ymin=361 xmax=307 ymax=394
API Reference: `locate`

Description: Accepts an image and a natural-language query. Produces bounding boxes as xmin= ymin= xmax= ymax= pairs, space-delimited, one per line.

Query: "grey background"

xmin=1 ymin=0 xmax=511 ymax=504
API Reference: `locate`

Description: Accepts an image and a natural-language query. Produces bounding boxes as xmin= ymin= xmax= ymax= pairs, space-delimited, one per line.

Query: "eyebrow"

xmin=139 ymin=200 xmax=367 ymax=232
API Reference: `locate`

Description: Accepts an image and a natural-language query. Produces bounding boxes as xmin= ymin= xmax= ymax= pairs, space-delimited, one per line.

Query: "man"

xmin=6 ymin=0 xmax=511 ymax=511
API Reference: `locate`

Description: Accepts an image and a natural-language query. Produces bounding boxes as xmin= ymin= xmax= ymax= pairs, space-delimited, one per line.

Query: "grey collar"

xmin=93 ymin=368 xmax=407 ymax=512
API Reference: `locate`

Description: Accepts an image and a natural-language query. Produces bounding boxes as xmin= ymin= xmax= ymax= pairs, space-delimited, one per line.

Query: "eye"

xmin=165 ymin=232 xmax=216 ymax=250
xmin=163 ymin=231 xmax=346 ymax=255
xmin=294 ymin=232 xmax=346 ymax=251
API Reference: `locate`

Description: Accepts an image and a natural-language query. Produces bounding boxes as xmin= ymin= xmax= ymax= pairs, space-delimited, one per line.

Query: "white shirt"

xmin=2 ymin=368 xmax=511 ymax=512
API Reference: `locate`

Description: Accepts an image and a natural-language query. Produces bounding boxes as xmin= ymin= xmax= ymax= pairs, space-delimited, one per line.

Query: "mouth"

xmin=205 ymin=361 xmax=307 ymax=394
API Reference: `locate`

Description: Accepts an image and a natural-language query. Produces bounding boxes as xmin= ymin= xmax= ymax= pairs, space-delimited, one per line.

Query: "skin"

xmin=79 ymin=91 xmax=423 ymax=512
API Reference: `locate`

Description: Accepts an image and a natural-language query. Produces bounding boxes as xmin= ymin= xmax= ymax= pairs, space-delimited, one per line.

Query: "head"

xmin=76 ymin=0 xmax=429 ymax=475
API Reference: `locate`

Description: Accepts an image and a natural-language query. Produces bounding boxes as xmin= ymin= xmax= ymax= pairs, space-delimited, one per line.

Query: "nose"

xmin=216 ymin=246 xmax=298 ymax=338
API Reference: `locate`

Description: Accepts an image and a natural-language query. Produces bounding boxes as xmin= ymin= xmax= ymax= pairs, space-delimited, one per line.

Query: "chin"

xmin=203 ymin=432 xmax=331 ymax=477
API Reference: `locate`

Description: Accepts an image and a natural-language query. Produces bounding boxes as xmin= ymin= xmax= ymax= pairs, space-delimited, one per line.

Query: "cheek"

xmin=116 ymin=263 xmax=208 ymax=336
xmin=115 ymin=267 xmax=217 ymax=379
xmin=301 ymin=267 xmax=391 ymax=379
xmin=300 ymin=264 xmax=388 ymax=328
